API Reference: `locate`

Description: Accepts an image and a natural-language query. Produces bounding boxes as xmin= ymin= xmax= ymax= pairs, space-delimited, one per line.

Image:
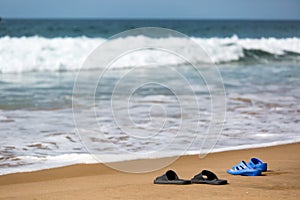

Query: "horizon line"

xmin=1 ymin=17 xmax=300 ymax=21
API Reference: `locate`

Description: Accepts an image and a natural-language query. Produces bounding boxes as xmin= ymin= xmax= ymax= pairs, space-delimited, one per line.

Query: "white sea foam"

xmin=1 ymin=35 xmax=300 ymax=73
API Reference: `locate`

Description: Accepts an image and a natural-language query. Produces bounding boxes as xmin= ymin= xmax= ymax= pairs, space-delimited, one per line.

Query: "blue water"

xmin=0 ymin=19 xmax=299 ymax=174
xmin=1 ymin=19 xmax=300 ymax=38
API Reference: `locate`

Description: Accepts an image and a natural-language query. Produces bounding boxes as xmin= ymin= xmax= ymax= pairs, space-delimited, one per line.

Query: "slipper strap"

xmin=231 ymin=161 xmax=250 ymax=171
xmin=155 ymin=170 xmax=179 ymax=181
xmin=193 ymin=170 xmax=218 ymax=181
xmin=165 ymin=170 xmax=179 ymax=180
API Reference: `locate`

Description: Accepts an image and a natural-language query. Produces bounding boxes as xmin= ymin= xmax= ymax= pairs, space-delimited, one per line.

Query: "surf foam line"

xmin=1 ymin=35 xmax=300 ymax=73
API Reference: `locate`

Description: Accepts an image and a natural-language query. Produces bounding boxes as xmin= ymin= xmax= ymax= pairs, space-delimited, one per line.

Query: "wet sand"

xmin=0 ymin=143 xmax=299 ymax=200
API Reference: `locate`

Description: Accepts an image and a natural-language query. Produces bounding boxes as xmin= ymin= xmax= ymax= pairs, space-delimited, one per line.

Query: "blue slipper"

xmin=248 ymin=158 xmax=267 ymax=172
xmin=227 ymin=161 xmax=262 ymax=176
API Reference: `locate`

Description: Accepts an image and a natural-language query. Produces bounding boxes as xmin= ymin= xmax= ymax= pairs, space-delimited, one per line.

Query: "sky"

xmin=0 ymin=0 xmax=300 ymax=20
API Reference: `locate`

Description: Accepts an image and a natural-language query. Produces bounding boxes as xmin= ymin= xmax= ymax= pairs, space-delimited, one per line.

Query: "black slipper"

xmin=154 ymin=170 xmax=191 ymax=185
xmin=191 ymin=170 xmax=228 ymax=185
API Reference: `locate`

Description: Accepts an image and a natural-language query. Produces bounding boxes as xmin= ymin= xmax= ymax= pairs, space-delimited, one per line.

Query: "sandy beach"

xmin=0 ymin=142 xmax=299 ymax=200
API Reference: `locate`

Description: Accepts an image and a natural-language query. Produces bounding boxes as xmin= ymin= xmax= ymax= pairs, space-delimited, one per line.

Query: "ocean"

xmin=0 ymin=19 xmax=300 ymax=174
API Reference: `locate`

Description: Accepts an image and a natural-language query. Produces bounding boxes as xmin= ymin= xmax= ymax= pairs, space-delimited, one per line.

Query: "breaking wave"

xmin=0 ymin=35 xmax=300 ymax=73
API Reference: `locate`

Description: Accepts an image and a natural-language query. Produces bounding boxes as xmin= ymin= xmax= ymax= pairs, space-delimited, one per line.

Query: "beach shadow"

xmin=262 ymin=170 xmax=289 ymax=176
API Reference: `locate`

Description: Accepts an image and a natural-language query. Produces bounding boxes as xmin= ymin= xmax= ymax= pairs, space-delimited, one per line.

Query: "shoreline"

xmin=2 ymin=140 xmax=299 ymax=176
xmin=0 ymin=142 xmax=299 ymax=199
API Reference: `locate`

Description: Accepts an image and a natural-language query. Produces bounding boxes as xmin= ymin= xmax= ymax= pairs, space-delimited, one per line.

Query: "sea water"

xmin=0 ymin=19 xmax=300 ymax=174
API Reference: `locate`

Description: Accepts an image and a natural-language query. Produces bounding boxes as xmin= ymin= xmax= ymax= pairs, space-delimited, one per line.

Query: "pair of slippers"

xmin=227 ymin=157 xmax=267 ymax=176
xmin=154 ymin=170 xmax=227 ymax=185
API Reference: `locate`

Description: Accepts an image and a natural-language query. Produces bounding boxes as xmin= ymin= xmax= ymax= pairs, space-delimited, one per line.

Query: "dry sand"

xmin=0 ymin=143 xmax=299 ymax=200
